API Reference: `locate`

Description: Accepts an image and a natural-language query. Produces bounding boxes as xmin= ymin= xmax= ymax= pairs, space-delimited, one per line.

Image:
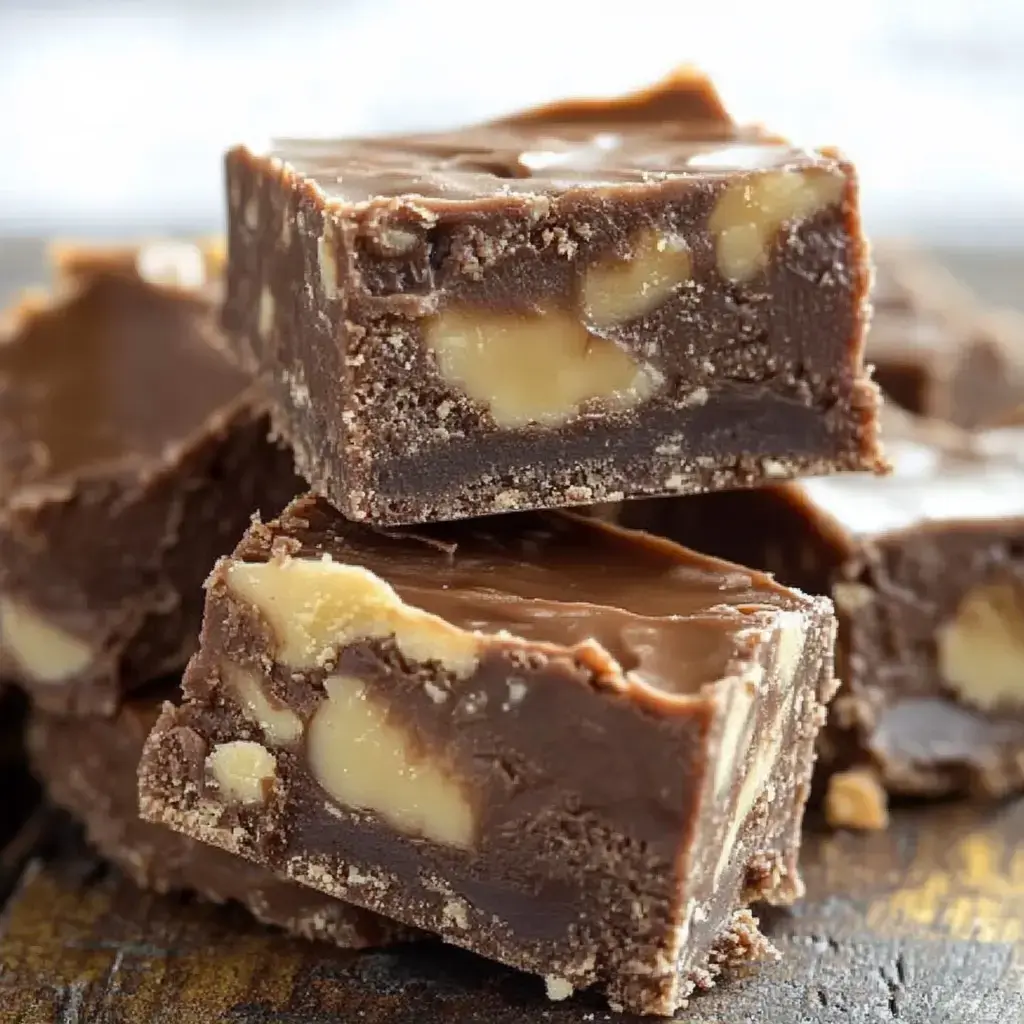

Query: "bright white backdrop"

xmin=1 ymin=0 xmax=1022 ymax=245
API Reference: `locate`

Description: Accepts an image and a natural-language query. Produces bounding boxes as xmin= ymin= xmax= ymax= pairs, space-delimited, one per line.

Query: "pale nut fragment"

xmin=774 ymin=612 xmax=808 ymax=682
xmin=824 ymin=768 xmax=889 ymax=831
xmin=708 ymin=168 xmax=845 ymax=283
xmin=258 ymin=286 xmax=275 ymax=339
xmin=937 ymin=582 xmax=1024 ymax=711
xmin=206 ymin=740 xmax=277 ymax=805
xmin=424 ymin=308 xmax=658 ymax=428
xmin=0 ymin=596 xmax=93 ymax=683
xmin=544 ymin=976 xmax=574 ymax=1002
xmin=221 ymin=660 xmax=303 ymax=746
xmin=243 ymin=196 xmax=260 ymax=232
xmin=833 ymin=582 xmax=875 ymax=614
xmin=713 ymin=612 xmax=806 ymax=886
xmin=318 ymin=216 xmax=341 ymax=299
xmin=713 ymin=672 xmax=757 ymax=798
xmin=226 ymin=555 xmax=480 ymax=676
xmin=307 ymin=675 xmax=475 ymax=849
xmin=135 ymin=241 xmax=208 ymax=290
xmin=581 ymin=229 xmax=692 ymax=328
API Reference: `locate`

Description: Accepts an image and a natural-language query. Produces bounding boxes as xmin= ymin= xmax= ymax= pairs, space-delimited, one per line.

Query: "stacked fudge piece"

xmin=133 ymin=69 xmax=885 ymax=1016
xmin=0 ymin=241 xmax=410 ymax=946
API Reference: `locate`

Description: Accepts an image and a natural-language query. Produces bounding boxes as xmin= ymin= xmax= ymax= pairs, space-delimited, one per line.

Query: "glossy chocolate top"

xmin=238 ymin=494 xmax=810 ymax=697
xmin=254 ymin=68 xmax=828 ymax=206
xmin=0 ymin=242 xmax=248 ymax=493
xmin=797 ymin=408 xmax=1024 ymax=537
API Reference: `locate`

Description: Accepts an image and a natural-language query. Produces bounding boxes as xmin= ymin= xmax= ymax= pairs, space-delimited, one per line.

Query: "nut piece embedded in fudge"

xmin=868 ymin=243 xmax=1024 ymax=428
xmin=138 ymin=494 xmax=838 ymax=1016
xmin=28 ymin=686 xmax=411 ymax=948
xmin=824 ymin=768 xmax=889 ymax=831
xmin=615 ymin=406 xmax=1024 ymax=803
xmin=0 ymin=241 xmax=300 ymax=714
xmin=224 ymin=67 xmax=883 ymax=526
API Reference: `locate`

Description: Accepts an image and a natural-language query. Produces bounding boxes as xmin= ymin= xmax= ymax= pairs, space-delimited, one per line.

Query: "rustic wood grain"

xmin=1 ymin=802 xmax=1021 ymax=1024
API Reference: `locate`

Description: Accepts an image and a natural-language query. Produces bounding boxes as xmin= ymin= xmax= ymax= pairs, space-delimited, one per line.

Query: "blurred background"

xmin=0 ymin=0 xmax=1022 ymax=258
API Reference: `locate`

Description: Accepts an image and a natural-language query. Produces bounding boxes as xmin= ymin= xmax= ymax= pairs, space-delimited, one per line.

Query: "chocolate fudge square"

xmin=225 ymin=68 xmax=883 ymax=525
xmin=139 ymin=495 xmax=837 ymax=1015
xmin=28 ymin=684 xmax=410 ymax=947
xmin=0 ymin=241 xmax=299 ymax=714
xmin=869 ymin=243 xmax=1024 ymax=428
xmin=615 ymin=407 xmax=1024 ymax=814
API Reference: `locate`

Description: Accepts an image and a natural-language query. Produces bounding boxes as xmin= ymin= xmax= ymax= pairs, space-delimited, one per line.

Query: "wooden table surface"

xmin=1 ymin=240 xmax=1023 ymax=1024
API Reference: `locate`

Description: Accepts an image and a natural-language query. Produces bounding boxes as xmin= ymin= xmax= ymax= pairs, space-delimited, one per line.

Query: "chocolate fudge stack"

xmin=134 ymin=69 xmax=883 ymax=1016
xmin=4 ymin=67 xmax=1023 ymax=1017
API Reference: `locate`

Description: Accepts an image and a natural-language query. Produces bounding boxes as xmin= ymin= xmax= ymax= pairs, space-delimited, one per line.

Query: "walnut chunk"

xmin=243 ymin=197 xmax=259 ymax=232
xmin=423 ymin=307 xmax=658 ymax=428
xmin=774 ymin=613 xmax=808 ymax=682
xmin=225 ymin=555 xmax=480 ymax=676
xmin=824 ymin=768 xmax=889 ymax=831
xmin=708 ymin=169 xmax=845 ymax=283
xmin=0 ymin=596 xmax=93 ymax=683
xmin=581 ymin=229 xmax=692 ymax=328
xmin=221 ymin=660 xmax=303 ymax=746
xmin=135 ymin=241 xmax=209 ymax=289
xmin=307 ymin=675 xmax=475 ymax=848
xmin=206 ymin=740 xmax=277 ymax=804
xmin=937 ymin=581 xmax=1024 ymax=711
